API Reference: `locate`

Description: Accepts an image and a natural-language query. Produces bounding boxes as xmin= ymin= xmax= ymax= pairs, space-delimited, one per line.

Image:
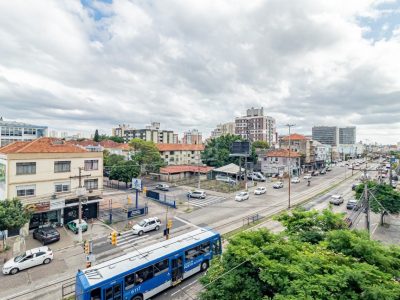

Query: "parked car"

xmin=235 ymin=192 xmax=250 ymax=201
xmin=187 ymin=190 xmax=206 ymax=199
xmin=33 ymin=226 xmax=60 ymax=245
xmin=326 ymin=167 xmax=332 ymax=171
xmin=2 ymin=246 xmax=53 ymax=275
xmin=66 ymin=219 xmax=88 ymax=234
xmin=216 ymin=175 xmax=236 ymax=184
xmin=391 ymin=181 xmax=398 ymax=188
xmin=291 ymin=177 xmax=300 ymax=183
xmin=248 ymin=172 xmax=266 ymax=182
xmin=346 ymin=199 xmax=360 ymax=210
xmin=311 ymin=171 xmax=319 ymax=176
xmin=273 ymin=181 xmax=284 ymax=189
xmin=329 ymin=195 xmax=344 ymax=205
xmin=254 ymin=187 xmax=267 ymax=195
xmin=319 ymin=169 xmax=326 ymax=175
xmin=132 ymin=217 xmax=161 ymax=236
xmin=155 ymin=183 xmax=170 ymax=191
xmin=303 ymin=174 xmax=312 ymax=180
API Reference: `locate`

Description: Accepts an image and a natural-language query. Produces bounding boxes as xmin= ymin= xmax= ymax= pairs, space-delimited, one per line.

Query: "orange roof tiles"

xmin=281 ymin=134 xmax=307 ymax=141
xmin=68 ymin=139 xmax=131 ymax=150
xmin=0 ymin=137 xmax=87 ymax=154
xmin=160 ymin=165 xmax=214 ymax=174
xmin=266 ymin=149 xmax=301 ymax=158
xmin=156 ymin=144 xmax=205 ymax=152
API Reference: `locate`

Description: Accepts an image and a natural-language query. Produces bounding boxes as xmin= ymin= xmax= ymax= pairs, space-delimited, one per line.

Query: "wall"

xmin=0 ymin=157 xmax=7 ymax=200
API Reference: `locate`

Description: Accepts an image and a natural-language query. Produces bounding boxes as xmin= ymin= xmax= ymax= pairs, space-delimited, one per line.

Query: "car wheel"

xmin=43 ymin=258 xmax=51 ymax=264
xmin=138 ymin=231 xmax=144 ymax=236
xmin=10 ymin=268 xmax=19 ymax=275
xmin=200 ymin=260 xmax=209 ymax=271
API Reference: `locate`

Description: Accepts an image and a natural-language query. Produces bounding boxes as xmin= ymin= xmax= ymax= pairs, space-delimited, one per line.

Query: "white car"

xmin=273 ymin=181 xmax=284 ymax=189
xmin=235 ymin=192 xmax=250 ymax=201
xmin=132 ymin=217 xmax=161 ymax=236
xmin=291 ymin=177 xmax=300 ymax=183
xmin=2 ymin=246 xmax=53 ymax=275
xmin=215 ymin=175 xmax=236 ymax=184
xmin=329 ymin=195 xmax=344 ymax=205
xmin=187 ymin=190 xmax=206 ymax=199
xmin=254 ymin=187 xmax=267 ymax=195
xmin=303 ymin=174 xmax=312 ymax=180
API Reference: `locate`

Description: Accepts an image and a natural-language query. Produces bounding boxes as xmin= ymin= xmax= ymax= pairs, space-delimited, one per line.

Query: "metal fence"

xmin=146 ymin=190 xmax=176 ymax=208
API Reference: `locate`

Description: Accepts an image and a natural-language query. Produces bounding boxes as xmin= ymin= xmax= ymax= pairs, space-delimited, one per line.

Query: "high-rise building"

xmin=235 ymin=107 xmax=276 ymax=145
xmin=182 ymin=129 xmax=202 ymax=144
xmin=312 ymin=126 xmax=338 ymax=146
xmin=0 ymin=118 xmax=48 ymax=147
xmin=112 ymin=122 xmax=175 ymax=144
xmin=339 ymin=126 xmax=356 ymax=144
xmin=211 ymin=122 xmax=235 ymax=138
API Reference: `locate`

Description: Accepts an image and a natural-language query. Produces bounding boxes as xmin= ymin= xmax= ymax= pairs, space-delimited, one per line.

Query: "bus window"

xmin=154 ymin=259 xmax=169 ymax=276
xmin=125 ymin=273 xmax=135 ymax=290
xmin=113 ymin=284 xmax=121 ymax=300
xmin=212 ymin=239 xmax=221 ymax=255
xmin=90 ymin=288 xmax=101 ymax=300
xmin=136 ymin=265 xmax=154 ymax=283
xmin=185 ymin=246 xmax=200 ymax=261
xmin=200 ymin=242 xmax=210 ymax=254
xmin=105 ymin=287 xmax=113 ymax=300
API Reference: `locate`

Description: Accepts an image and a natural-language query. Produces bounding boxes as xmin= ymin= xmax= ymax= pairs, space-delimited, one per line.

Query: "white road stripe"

xmin=174 ymin=216 xmax=200 ymax=228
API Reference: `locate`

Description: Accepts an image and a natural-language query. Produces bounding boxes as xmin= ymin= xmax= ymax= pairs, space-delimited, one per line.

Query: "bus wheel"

xmin=131 ymin=295 xmax=143 ymax=300
xmin=200 ymin=260 xmax=209 ymax=271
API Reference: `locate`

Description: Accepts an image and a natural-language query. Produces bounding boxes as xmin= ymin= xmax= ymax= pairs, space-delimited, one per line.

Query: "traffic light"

xmin=167 ymin=219 xmax=173 ymax=229
xmin=85 ymin=241 xmax=90 ymax=254
xmin=111 ymin=231 xmax=118 ymax=246
xmin=143 ymin=187 xmax=147 ymax=194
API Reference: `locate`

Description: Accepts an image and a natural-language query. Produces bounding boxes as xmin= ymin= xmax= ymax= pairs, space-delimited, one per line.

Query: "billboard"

xmin=230 ymin=141 xmax=250 ymax=155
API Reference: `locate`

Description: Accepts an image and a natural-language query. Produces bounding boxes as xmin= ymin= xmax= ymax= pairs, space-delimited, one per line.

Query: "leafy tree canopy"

xmin=0 ymin=198 xmax=31 ymax=231
xmin=109 ymin=160 xmax=140 ymax=185
xmin=128 ymin=138 xmax=166 ymax=174
xmin=252 ymin=140 xmax=270 ymax=149
xmin=201 ymin=134 xmax=243 ymax=167
xmin=201 ymin=209 xmax=400 ymax=300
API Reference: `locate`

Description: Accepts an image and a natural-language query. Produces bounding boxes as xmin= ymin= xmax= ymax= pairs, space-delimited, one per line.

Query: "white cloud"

xmin=0 ymin=0 xmax=399 ymax=144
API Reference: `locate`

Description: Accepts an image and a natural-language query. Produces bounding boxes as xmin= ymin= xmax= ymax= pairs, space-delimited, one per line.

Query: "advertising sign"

xmin=50 ymin=198 xmax=65 ymax=210
xmin=132 ymin=178 xmax=142 ymax=191
xmin=26 ymin=201 xmax=50 ymax=212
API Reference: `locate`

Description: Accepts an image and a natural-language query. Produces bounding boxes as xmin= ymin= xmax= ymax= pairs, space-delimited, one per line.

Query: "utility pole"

xmin=286 ymin=124 xmax=295 ymax=209
xmin=71 ymin=167 xmax=90 ymax=243
xmin=197 ymin=154 xmax=201 ymax=189
xmin=364 ymin=170 xmax=371 ymax=235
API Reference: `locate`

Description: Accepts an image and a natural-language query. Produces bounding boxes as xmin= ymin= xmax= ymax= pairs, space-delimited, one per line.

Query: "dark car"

xmin=33 ymin=227 xmax=60 ymax=245
xmin=346 ymin=199 xmax=360 ymax=210
xmin=311 ymin=171 xmax=319 ymax=176
xmin=319 ymin=169 xmax=326 ymax=175
xmin=352 ymin=183 xmax=361 ymax=191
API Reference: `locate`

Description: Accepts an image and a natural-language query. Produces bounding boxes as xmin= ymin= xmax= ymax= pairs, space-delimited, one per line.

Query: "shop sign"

xmin=26 ymin=201 xmax=50 ymax=212
xmin=50 ymin=198 xmax=65 ymax=210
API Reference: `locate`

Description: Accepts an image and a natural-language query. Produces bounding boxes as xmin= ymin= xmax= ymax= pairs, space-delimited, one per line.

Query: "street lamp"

xmin=286 ymin=124 xmax=295 ymax=209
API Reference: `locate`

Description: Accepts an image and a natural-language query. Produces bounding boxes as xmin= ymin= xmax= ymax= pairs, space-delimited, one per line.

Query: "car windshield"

xmin=239 ymin=192 xmax=246 ymax=196
xmin=14 ymin=253 xmax=26 ymax=262
xmin=138 ymin=220 xmax=146 ymax=226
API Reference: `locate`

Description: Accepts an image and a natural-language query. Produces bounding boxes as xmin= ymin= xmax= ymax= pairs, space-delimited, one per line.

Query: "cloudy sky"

xmin=1 ymin=0 xmax=400 ymax=144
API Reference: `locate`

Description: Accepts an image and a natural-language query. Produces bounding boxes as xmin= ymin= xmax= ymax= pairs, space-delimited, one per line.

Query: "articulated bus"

xmin=76 ymin=228 xmax=222 ymax=300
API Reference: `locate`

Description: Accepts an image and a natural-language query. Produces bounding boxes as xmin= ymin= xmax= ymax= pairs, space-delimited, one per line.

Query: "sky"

xmin=0 ymin=0 xmax=400 ymax=144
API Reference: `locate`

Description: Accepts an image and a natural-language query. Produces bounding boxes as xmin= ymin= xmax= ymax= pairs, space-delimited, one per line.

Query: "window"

xmin=90 ymin=288 xmax=101 ymax=300
xmin=55 ymin=182 xmax=70 ymax=193
xmin=54 ymin=161 xmax=71 ymax=173
xmin=125 ymin=273 xmax=135 ymax=290
xmin=16 ymin=162 xmax=36 ymax=175
xmin=84 ymin=179 xmax=98 ymax=190
xmin=170 ymin=151 xmax=175 ymax=155
xmin=200 ymin=242 xmax=211 ymax=254
xmin=105 ymin=287 xmax=113 ymax=300
xmin=136 ymin=265 xmax=154 ymax=283
xmin=85 ymin=160 xmax=99 ymax=171
xmin=154 ymin=259 xmax=169 ymax=276
xmin=213 ymin=239 xmax=221 ymax=255
xmin=185 ymin=246 xmax=201 ymax=261
xmin=16 ymin=185 xmax=35 ymax=197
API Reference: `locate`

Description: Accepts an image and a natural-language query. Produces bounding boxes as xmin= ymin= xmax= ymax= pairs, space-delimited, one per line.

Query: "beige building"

xmin=279 ymin=133 xmax=316 ymax=171
xmin=112 ymin=122 xmax=174 ymax=144
xmin=156 ymin=144 xmax=205 ymax=166
xmin=0 ymin=138 xmax=103 ymax=231
xmin=211 ymin=122 xmax=235 ymax=138
xmin=182 ymin=129 xmax=202 ymax=145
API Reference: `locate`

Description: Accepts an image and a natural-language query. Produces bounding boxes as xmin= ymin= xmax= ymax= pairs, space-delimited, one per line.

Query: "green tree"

xmin=200 ymin=211 xmax=400 ymax=300
xmin=201 ymin=134 xmax=243 ymax=167
xmin=107 ymin=136 xmax=124 ymax=143
xmin=109 ymin=160 xmax=140 ymax=187
xmin=356 ymin=181 xmax=400 ymax=225
xmin=129 ymin=138 xmax=166 ymax=174
xmin=94 ymin=129 xmax=100 ymax=142
xmin=251 ymin=140 xmax=269 ymax=149
xmin=0 ymin=198 xmax=31 ymax=250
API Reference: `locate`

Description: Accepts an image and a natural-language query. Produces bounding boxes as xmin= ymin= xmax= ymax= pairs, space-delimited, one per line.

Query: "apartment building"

xmin=182 ymin=129 xmax=202 ymax=145
xmin=0 ymin=138 xmax=103 ymax=231
xmin=0 ymin=118 xmax=48 ymax=147
xmin=211 ymin=122 xmax=235 ymax=138
xmin=261 ymin=149 xmax=301 ymax=177
xmin=156 ymin=144 xmax=205 ymax=166
xmin=112 ymin=122 xmax=174 ymax=144
xmin=280 ymin=134 xmax=316 ymax=171
xmin=235 ymin=107 xmax=276 ymax=145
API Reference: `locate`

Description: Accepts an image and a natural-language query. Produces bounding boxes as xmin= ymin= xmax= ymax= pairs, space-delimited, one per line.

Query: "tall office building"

xmin=0 ymin=118 xmax=48 ymax=147
xmin=339 ymin=127 xmax=356 ymax=144
xmin=312 ymin=126 xmax=338 ymax=146
xmin=235 ymin=107 xmax=276 ymax=145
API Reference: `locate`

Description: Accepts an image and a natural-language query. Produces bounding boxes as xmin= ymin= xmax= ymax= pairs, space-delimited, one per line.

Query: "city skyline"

xmin=1 ymin=1 xmax=400 ymax=144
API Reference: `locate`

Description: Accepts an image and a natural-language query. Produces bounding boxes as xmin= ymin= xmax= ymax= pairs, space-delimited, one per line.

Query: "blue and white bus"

xmin=76 ymin=228 xmax=222 ymax=300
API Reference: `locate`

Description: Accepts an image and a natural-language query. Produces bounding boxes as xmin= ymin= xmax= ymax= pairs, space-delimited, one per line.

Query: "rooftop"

xmin=266 ymin=149 xmax=301 ymax=158
xmin=0 ymin=137 xmax=87 ymax=154
xmin=68 ymin=139 xmax=131 ymax=150
xmin=281 ymin=133 xmax=307 ymax=141
xmin=160 ymin=165 xmax=214 ymax=174
xmin=0 ymin=120 xmax=47 ymax=129
xmin=156 ymin=143 xmax=205 ymax=151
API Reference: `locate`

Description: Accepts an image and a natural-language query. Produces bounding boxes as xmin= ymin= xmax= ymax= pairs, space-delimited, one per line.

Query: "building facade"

xmin=261 ymin=149 xmax=301 ymax=177
xmin=182 ymin=129 xmax=202 ymax=145
xmin=211 ymin=122 xmax=235 ymax=138
xmin=0 ymin=119 xmax=48 ymax=147
xmin=112 ymin=122 xmax=174 ymax=144
xmin=313 ymin=141 xmax=332 ymax=168
xmin=0 ymin=138 xmax=103 ymax=232
xmin=156 ymin=144 xmax=205 ymax=166
xmin=280 ymin=134 xmax=316 ymax=171
xmin=337 ymin=143 xmax=365 ymax=159
xmin=312 ymin=126 xmax=338 ymax=146
xmin=235 ymin=107 xmax=276 ymax=145
xmin=339 ymin=126 xmax=356 ymax=144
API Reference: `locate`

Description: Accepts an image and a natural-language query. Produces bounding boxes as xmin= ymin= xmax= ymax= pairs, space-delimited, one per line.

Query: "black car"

xmin=33 ymin=227 xmax=60 ymax=245
xmin=346 ymin=199 xmax=360 ymax=210
xmin=311 ymin=171 xmax=319 ymax=176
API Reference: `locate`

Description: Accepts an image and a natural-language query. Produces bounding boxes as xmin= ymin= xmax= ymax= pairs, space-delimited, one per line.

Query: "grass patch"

xmin=187 ymin=180 xmax=244 ymax=193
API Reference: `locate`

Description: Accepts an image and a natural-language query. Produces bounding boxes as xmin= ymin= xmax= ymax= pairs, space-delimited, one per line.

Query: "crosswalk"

xmin=188 ymin=195 xmax=226 ymax=208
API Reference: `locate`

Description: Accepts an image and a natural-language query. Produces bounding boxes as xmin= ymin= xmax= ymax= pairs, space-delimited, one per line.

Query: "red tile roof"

xmin=68 ymin=139 xmax=131 ymax=150
xmin=156 ymin=144 xmax=205 ymax=152
xmin=160 ymin=165 xmax=214 ymax=174
xmin=0 ymin=138 xmax=87 ymax=154
xmin=281 ymin=134 xmax=307 ymax=141
xmin=266 ymin=149 xmax=301 ymax=158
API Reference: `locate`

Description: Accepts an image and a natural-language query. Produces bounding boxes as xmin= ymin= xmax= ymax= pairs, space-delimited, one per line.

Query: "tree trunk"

xmin=381 ymin=213 xmax=384 ymax=225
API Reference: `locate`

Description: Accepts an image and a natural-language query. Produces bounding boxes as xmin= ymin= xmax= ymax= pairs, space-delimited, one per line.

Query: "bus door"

xmin=171 ymin=255 xmax=184 ymax=286
xmin=104 ymin=282 xmax=122 ymax=300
